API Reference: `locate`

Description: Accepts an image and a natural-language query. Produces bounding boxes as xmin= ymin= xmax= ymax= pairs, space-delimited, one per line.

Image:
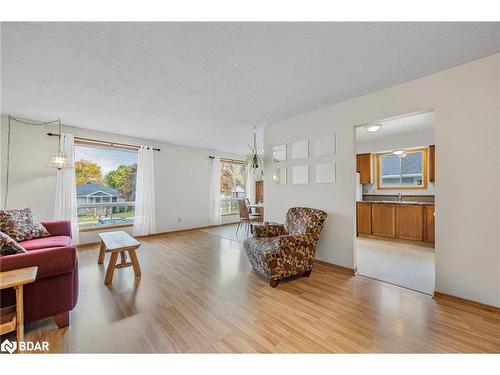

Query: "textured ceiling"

xmin=356 ymin=111 xmax=435 ymax=143
xmin=1 ymin=22 xmax=499 ymax=154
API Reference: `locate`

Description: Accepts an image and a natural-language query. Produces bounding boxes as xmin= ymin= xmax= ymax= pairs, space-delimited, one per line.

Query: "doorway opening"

xmin=354 ymin=111 xmax=436 ymax=295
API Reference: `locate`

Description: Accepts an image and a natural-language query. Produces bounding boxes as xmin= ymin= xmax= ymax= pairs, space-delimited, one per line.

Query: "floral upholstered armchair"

xmin=243 ymin=207 xmax=327 ymax=287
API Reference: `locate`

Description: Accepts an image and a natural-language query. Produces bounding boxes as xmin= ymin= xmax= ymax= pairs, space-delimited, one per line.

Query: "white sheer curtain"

xmin=133 ymin=146 xmax=156 ymax=236
xmin=209 ymin=156 xmax=221 ymax=225
xmin=245 ymin=167 xmax=255 ymax=205
xmin=54 ymin=133 xmax=79 ymax=244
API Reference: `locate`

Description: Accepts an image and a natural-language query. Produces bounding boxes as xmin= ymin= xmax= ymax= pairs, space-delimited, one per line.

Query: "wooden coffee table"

xmin=98 ymin=231 xmax=142 ymax=285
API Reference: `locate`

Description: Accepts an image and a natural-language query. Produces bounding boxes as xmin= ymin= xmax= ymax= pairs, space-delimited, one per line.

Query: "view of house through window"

xmin=220 ymin=161 xmax=246 ymax=215
xmin=377 ymin=149 xmax=427 ymax=189
xmin=75 ymin=143 xmax=138 ymax=227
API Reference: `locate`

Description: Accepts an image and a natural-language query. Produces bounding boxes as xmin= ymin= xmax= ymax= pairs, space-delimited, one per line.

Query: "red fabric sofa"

xmin=0 ymin=220 xmax=79 ymax=328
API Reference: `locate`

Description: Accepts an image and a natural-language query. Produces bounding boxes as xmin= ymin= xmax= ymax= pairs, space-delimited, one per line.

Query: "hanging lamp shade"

xmin=48 ymin=150 xmax=71 ymax=170
xmin=48 ymin=118 xmax=71 ymax=170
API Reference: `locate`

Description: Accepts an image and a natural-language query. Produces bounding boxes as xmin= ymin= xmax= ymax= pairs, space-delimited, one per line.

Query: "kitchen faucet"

xmin=398 ymin=193 xmax=403 ymax=202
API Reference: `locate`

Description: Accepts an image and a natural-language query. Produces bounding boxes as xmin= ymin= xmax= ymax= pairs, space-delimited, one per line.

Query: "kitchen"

xmin=355 ymin=111 xmax=435 ymax=294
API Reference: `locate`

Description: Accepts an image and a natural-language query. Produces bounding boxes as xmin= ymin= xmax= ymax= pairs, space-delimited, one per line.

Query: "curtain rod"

xmin=47 ymin=133 xmax=161 ymax=151
xmin=209 ymin=156 xmax=244 ymax=164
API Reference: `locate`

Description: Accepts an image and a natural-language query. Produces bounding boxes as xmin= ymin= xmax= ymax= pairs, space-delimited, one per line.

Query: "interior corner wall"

xmin=264 ymin=53 xmax=500 ymax=307
xmin=0 ymin=116 xmax=243 ymax=244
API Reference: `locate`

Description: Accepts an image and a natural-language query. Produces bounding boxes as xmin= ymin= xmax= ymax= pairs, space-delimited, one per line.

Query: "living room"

xmin=1 ymin=2 xmax=500 ymax=373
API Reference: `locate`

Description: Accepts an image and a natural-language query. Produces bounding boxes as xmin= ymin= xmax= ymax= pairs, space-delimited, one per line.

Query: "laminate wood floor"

xmin=11 ymin=229 xmax=500 ymax=353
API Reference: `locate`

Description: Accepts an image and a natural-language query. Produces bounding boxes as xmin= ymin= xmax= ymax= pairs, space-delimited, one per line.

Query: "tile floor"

xmin=356 ymin=237 xmax=435 ymax=295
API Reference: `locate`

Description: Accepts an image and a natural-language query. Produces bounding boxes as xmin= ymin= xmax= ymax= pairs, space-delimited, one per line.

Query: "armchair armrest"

xmin=253 ymin=223 xmax=286 ymax=238
xmin=278 ymin=233 xmax=317 ymax=249
xmin=41 ymin=220 xmax=72 ymax=238
xmin=0 ymin=246 xmax=77 ymax=279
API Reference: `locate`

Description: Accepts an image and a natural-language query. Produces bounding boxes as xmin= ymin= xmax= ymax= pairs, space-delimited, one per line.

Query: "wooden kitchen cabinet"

xmin=429 ymin=145 xmax=435 ymax=182
xmin=396 ymin=205 xmax=424 ymax=241
xmin=423 ymin=205 xmax=435 ymax=243
xmin=356 ymin=153 xmax=371 ymax=184
xmin=371 ymin=203 xmax=395 ymax=238
xmin=356 ymin=202 xmax=372 ymax=235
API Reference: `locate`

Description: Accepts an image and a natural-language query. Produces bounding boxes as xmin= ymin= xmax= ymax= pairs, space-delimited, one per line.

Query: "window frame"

xmin=219 ymin=159 xmax=246 ymax=216
xmin=375 ymin=148 xmax=428 ymax=190
xmin=74 ymin=140 xmax=138 ymax=231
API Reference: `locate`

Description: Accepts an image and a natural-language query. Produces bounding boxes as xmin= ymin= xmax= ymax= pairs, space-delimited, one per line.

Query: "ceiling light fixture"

xmin=392 ymin=149 xmax=405 ymax=156
xmin=364 ymin=123 xmax=382 ymax=132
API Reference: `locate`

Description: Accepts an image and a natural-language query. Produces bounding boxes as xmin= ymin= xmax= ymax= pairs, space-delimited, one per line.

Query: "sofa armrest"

xmin=254 ymin=223 xmax=286 ymax=238
xmin=41 ymin=220 xmax=72 ymax=238
xmin=0 ymin=246 xmax=77 ymax=279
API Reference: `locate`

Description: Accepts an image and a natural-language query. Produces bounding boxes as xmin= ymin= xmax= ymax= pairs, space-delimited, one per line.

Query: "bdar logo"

xmin=1 ymin=339 xmax=17 ymax=354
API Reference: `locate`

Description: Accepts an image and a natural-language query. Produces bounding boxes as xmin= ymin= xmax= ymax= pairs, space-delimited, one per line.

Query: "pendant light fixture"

xmin=47 ymin=118 xmax=71 ymax=170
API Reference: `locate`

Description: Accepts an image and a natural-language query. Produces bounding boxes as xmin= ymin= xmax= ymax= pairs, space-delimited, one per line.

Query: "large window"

xmin=75 ymin=143 xmax=138 ymax=228
xmin=220 ymin=161 xmax=246 ymax=215
xmin=376 ymin=148 xmax=427 ymax=190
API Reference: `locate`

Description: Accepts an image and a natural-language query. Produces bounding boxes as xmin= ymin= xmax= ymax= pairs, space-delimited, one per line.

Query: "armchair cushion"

xmin=253 ymin=223 xmax=286 ymax=238
xmin=0 ymin=208 xmax=50 ymax=241
xmin=20 ymin=235 xmax=72 ymax=251
xmin=0 ymin=231 xmax=27 ymax=256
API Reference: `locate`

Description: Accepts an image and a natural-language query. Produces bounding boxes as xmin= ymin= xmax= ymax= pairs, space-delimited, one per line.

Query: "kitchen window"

xmin=74 ymin=142 xmax=138 ymax=229
xmin=376 ymin=148 xmax=428 ymax=190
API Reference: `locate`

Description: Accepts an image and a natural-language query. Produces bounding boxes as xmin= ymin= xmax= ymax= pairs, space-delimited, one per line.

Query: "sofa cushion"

xmin=20 ymin=235 xmax=72 ymax=251
xmin=0 ymin=208 xmax=50 ymax=242
xmin=0 ymin=231 xmax=27 ymax=256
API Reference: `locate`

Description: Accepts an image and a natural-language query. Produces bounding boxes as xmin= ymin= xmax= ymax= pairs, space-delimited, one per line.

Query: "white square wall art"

xmin=314 ymin=134 xmax=336 ymax=156
xmin=292 ymin=165 xmax=309 ymax=184
xmin=272 ymin=166 xmax=287 ymax=184
xmin=272 ymin=144 xmax=287 ymax=162
xmin=291 ymin=139 xmax=309 ymax=160
xmin=315 ymin=162 xmax=336 ymax=184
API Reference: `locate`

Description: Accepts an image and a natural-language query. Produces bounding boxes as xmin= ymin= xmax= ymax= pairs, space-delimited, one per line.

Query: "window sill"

xmin=221 ymin=213 xmax=239 ymax=217
xmin=376 ymin=186 xmax=427 ymax=190
xmin=79 ymin=223 xmax=133 ymax=232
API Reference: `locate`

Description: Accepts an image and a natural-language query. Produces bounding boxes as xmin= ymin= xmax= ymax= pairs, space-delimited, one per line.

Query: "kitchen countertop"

xmin=357 ymin=200 xmax=434 ymax=206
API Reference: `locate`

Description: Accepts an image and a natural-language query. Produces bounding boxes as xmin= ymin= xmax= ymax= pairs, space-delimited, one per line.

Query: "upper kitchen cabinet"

xmin=429 ymin=145 xmax=435 ymax=182
xmin=356 ymin=153 xmax=371 ymax=184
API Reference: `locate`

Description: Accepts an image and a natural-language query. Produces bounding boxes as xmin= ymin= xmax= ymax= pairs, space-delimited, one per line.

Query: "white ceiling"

xmin=1 ymin=22 xmax=499 ymax=154
xmin=356 ymin=111 xmax=435 ymax=143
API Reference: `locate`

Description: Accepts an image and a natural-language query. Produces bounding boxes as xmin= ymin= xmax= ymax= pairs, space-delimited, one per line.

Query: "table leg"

xmin=98 ymin=241 xmax=106 ymax=264
xmin=15 ymin=285 xmax=24 ymax=344
xmin=120 ymin=251 xmax=127 ymax=265
xmin=128 ymin=249 xmax=142 ymax=277
xmin=104 ymin=252 xmax=119 ymax=285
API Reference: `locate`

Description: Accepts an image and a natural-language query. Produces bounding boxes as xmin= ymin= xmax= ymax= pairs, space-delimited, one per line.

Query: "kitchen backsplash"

xmin=362 ymin=194 xmax=435 ymax=203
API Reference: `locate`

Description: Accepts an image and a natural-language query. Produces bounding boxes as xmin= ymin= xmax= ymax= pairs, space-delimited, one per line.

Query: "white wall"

xmin=357 ymin=127 xmax=436 ymax=195
xmin=264 ymin=54 xmax=500 ymax=307
xmin=0 ymin=116 xmax=243 ymax=243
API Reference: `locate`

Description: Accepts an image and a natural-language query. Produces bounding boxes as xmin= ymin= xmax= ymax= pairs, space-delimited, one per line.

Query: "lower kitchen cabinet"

xmin=371 ymin=203 xmax=396 ymax=238
xmin=356 ymin=203 xmax=372 ymax=235
xmin=395 ymin=205 xmax=423 ymax=241
xmin=423 ymin=205 xmax=435 ymax=243
xmin=356 ymin=202 xmax=435 ymax=245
